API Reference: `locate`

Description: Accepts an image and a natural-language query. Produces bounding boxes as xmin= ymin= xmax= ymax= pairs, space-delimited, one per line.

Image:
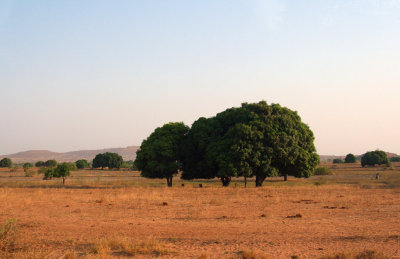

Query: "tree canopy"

xmin=134 ymin=122 xmax=189 ymax=187
xmin=344 ymin=153 xmax=357 ymax=163
xmin=75 ymin=159 xmax=89 ymax=169
xmin=181 ymin=101 xmax=319 ymax=186
xmin=35 ymin=161 xmax=45 ymax=167
xmin=92 ymin=152 xmax=123 ymax=169
xmin=44 ymin=162 xmax=71 ymax=185
xmin=333 ymin=158 xmax=344 ymax=164
xmin=45 ymin=160 xmax=58 ymax=167
xmin=0 ymin=158 xmax=12 ymax=168
xmin=23 ymin=163 xmax=33 ymax=169
xmin=361 ymin=150 xmax=390 ymax=167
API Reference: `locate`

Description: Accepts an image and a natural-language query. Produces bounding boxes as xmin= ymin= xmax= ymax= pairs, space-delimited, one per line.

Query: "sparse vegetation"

xmin=314 ymin=167 xmax=332 ymax=175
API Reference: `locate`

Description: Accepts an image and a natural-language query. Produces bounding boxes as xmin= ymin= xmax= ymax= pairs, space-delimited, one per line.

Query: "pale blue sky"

xmin=0 ymin=0 xmax=399 ymax=155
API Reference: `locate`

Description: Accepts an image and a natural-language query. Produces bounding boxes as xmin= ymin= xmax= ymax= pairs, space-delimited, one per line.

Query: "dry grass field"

xmin=1 ymin=163 xmax=400 ymax=258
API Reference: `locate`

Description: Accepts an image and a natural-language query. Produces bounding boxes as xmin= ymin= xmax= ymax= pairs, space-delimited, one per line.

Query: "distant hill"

xmin=0 ymin=146 xmax=139 ymax=163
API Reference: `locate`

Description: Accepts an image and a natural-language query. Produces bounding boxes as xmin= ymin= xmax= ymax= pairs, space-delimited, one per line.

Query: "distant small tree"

xmin=44 ymin=163 xmax=71 ymax=185
xmin=75 ymin=159 xmax=89 ymax=169
xmin=44 ymin=160 xmax=57 ymax=167
xmin=333 ymin=158 xmax=343 ymax=164
xmin=35 ymin=161 xmax=45 ymax=167
xmin=54 ymin=163 xmax=71 ymax=185
xmin=23 ymin=163 xmax=33 ymax=169
xmin=361 ymin=150 xmax=390 ymax=167
xmin=344 ymin=153 xmax=357 ymax=163
xmin=0 ymin=158 xmax=12 ymax=168
xmin=390 ymin=157 xmax=400 ymax=162
xmin=92 ymin=152 xmax=123 ymax=170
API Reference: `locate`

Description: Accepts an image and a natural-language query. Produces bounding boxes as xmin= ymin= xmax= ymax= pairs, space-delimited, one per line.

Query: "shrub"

xmin=314 ymin=167 xmax=332 ymax=175
xmin=333 ymin=158 xmax=343 ymax=164
xmin=0 ymin=218 xmax=17 ymax=252
xmin=24 ymin=170 xmax=35 ymax=177
xmin=23 ymin=163 xmax=33 ymax=169
xmin=35 ymin=161 xmax=45 ymax=167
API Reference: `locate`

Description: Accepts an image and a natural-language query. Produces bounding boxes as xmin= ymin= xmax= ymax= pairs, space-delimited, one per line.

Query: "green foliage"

xmin=75 ymin=159 xmax=89 ymax=169
xmin=43 ymin=163 xmax=71 ymax=184
xmin=23 ymin=163 xmax=33 ymax=169
xmin=0 ymin=158 xmax=12 ymax=168
xmin=333 ymin=158 xmax=344 ymax=164
xmin=35 ymin=161 xmax=45 ymax=167
xmin=44 ymin=159 xmax=57 ymax=167
xmin=66 ymin=162 xmax=77 ymax=171
xmin=92 ymin=152 xmax=123 ymax=169
xmin=390 ymin=156 xmax=400 ymax=162
xmin=313 ymin=167 xmax=332 ymax=175
xmin=344 ymin=153 xmax=357 ymax=163
xmin=181 ymin=101 xmax=319 ymax=187
xmin=361 ymin=150 xmax=390 ymax=167
xmin=135 ymin=122 xmax=189 ymax=187
xmin=43 ymin=168 xmax=55 ymax=179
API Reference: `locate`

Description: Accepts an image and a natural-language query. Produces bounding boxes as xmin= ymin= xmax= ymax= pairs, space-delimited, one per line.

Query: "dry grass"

xmin=0 ymin=163 xmax=399 ymax=258
xmin=89 ymin=236 xmax=176 ymax=256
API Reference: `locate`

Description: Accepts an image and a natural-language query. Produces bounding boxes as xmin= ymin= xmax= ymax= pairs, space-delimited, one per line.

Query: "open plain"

xmin=1 ymin=163 xmax=400 ymax=258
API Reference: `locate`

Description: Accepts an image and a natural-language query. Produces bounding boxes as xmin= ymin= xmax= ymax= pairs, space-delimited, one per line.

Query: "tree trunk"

xmin=283 ymin=173 xmax=288 ymax=181
xmin=166 ymin=176 xmax=173 ymax=187
xmin=255 ymin=174 xmax=266 ymax=187
xmin=244 ymin=176 xmax=247 ymax=188
xmin=220 ymin=176 xmax=231 ymax=187
xmin=62 ymin=177 xmax=66 ymax=185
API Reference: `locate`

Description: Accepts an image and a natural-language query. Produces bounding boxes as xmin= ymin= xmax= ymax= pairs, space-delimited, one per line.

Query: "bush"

xmin=35 ymin=161 xmax=45 ymax=167
xmin=313 ymin=167 xmax=332 ymax=175
xmin=333 ymin=158 xmax=343 ymax=164
xmin=23 ymin=163 xmax=33 ymax=169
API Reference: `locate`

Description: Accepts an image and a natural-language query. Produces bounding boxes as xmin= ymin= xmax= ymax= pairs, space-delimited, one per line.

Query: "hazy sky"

xmin=1 ymin=0 xmax=399 ymax=155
